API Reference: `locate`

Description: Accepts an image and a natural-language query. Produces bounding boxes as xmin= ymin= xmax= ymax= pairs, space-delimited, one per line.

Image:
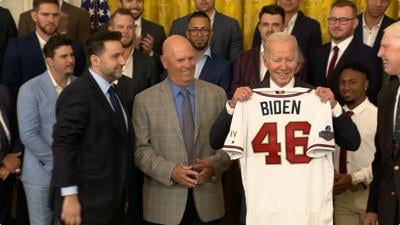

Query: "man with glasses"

xmin=170 ymin=0 xmax=243 ymax=63
xmin=310 ymin=0 xmax=380 ymax=104
xmin=186 ymin=11 xmax=231 ymax=95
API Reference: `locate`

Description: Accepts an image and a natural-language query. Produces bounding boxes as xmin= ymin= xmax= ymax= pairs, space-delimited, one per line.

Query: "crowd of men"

xmin=0 ymin=0 xmax=399 ymax=225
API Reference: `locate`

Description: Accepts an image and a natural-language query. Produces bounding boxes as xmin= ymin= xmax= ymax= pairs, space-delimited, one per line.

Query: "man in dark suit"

xmin=252 ymin=0 xmax=322 ymax=82
xmin=231 ymin=4 xmax=284 ymax=97
xmin=354 ymin=0 xmax=395 ymax=55
xmin=310 ymin=0 xmax=381 ymax=104
xmin=0 ymin=7 xmax=17 ymax=81
xmin=364 ymin=21 xmax=400 ymax=225
xmin=170 ymin=0 xmax=243 ymax=63
xmin=18 ymin=0 xmax=91 ymax=46
xmin=50 ymin=31 xmax=133 ymax=225
xmin=0 ymin=84 xmax=22 ymax=225
xmin=2 ymin=0 xmax=85 ymax=98
xmin=354 ymin=0 xmax=395 ymax=86
xmin=108 ymin=8 xmax=160 ymax=225
xmin=186 ymin=11 xmax=232 ymax=95
xmin=120 ymin=0 xmax=166 ymax=56
xmin=108 ymin=8 xmax=160 ymax=117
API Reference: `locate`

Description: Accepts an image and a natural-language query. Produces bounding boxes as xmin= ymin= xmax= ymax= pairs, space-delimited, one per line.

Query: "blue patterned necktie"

xmin=180 ymin=88 xmax=194 ymax=165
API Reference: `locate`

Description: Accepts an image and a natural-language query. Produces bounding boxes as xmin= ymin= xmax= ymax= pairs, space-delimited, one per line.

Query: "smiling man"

xmin=333 ymin=62 xmax=377 ymax=225
xmin=186 ymin=11 xmax=231 ymax=95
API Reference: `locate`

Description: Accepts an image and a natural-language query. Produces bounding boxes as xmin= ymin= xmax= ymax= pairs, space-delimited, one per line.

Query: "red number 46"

xmin=251 ymin=122 xmax=311 ymax=164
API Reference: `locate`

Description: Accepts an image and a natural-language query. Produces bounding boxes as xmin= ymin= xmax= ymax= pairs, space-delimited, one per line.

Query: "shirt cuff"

xmin=149 ymin=50 xmax=154 ymax=57
xmin=61 ymin=186 xmax=78 ymax=196
xmin=331 ymin=103 xmax=343 ymax=118
xmin=226 ymin=101 xmax=234 ymax=115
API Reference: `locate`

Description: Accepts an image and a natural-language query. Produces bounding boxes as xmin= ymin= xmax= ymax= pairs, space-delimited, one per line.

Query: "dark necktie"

xmin=339 ymin=110 xmax=354 ymax=174
xmin=326 ymin=46 xmax=339 ymax=85
xmin=180 ymin=89 xmax=194 ymax=165
xmin=108 ymin=85 xmax=127 ymax=131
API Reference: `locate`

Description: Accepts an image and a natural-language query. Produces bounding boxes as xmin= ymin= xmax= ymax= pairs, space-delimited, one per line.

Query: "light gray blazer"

xmin=133 ymin=79 xmax=231 ymax=224
xmin=17 ymin=71 xmax=75 ymax=188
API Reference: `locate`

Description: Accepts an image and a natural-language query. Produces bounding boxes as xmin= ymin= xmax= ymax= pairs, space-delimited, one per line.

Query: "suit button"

xmin=391 ymin=191 xmax=396 ymax=196
xmin=394 ymin=165 xmax=400 ymax=171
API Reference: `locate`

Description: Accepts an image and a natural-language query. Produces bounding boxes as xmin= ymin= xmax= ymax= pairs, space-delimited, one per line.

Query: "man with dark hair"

xmin=310 ymin=0 xmax=381 ymax=104
xmin=170 ymin=0 xmax=243 ymax=63
xmin=252 ymin=0 xmax=322 ymax=81
xmin=2 ymin=0 xmax=85 ymax=98
xmin=230 ymin=4 xmax=284 ymax=96
xmin=333 ymin=61 xmax=377 ymax=225
xmin=17 ymin=35 xmax=76 ymax=225
xmin=108 ymin=8 xmax=160 ymax=116
xmin=18 ymin=0 xmax=91 ymax=46
xmin=120 ymin=0 xmax=166 ymax=56
xmin=186 ymin=11 xmax=232 ymax=95
xmin=50 ymin=31 xmax=133 ymax=225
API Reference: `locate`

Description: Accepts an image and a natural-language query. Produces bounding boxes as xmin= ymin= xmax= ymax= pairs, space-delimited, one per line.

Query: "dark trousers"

xmin=145 ymin=190 xmax=220 ymax=225
xmin=0 ymin=176 xmax=13 ymax=224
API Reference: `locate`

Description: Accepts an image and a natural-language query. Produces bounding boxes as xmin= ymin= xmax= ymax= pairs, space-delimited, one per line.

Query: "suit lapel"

xmin=40 ymin=72 xmax=59 ymax=103
xmin=193 ymin=80 xmax=202 ymax=144
xmin=383 ymin=80 xmax=399 ymax=158
xmin=159 ymin=80 xmax=184 ymax=144
xmin=198 ymin=57 xmax=212 ymax=81
xmin=85 ymin=73 xmax=125 ymax=134
xmin=29 ymin=33 xmax=47 ymax=72
xmin=210 ymin=11 xmax=222 ymax=50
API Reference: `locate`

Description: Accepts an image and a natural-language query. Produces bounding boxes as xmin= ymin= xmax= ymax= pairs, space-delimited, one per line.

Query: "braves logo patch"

xmin=319 ymin=125 xmax=334 ymax=141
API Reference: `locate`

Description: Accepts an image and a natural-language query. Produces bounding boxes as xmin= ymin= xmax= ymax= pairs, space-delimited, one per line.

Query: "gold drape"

xmin=108 ymin=0 xmax=400 ymax=50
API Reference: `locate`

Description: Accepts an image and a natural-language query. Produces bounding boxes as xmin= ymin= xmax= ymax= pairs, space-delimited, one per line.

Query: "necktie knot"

xmin=333 ymin=46 xmax=339 ymax=53
xmin=346 ymin=110 xmax=354 ymax=117
xmin=180 ymin=88 xmax=190 ymax=97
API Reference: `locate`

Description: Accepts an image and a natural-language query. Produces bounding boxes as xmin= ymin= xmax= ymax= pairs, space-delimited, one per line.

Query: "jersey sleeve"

xmin=306 ymin=101 xmax=336 ymax=158
xmin=222 ymin=101 xmax=245 ymax=160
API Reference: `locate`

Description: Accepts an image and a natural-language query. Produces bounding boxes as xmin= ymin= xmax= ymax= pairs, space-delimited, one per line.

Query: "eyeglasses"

xmin=188 ymin=27 xmax=211 ymax=35
xmin=327 ymin=17 xmax=355 ymax=25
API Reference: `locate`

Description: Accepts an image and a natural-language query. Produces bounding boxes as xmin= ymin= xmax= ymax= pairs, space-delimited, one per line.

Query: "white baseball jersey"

xmin=223 ymin=88 xmax=335 ymax=225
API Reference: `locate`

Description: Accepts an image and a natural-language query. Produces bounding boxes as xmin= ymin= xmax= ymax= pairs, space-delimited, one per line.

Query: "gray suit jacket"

xmin=17 ymin=71 xmax=75 ymax=187
xmin=170 ymin=11 xmax=243 ymax=63
xmin=133 ymin=79 xmax=230 ymax=224
xmin=18 ymin=2 xmax=91 ymax=45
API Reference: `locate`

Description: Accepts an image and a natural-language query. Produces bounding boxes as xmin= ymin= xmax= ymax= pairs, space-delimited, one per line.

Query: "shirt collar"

xmin=168 ymin=78 xmax=195 ymax=98
xmin=35 ymin=31 xmax=47 ymax=50
xmin=89 ymin=68 xmax=113 ymax=95
xmin=331 ymin=35 xmax=354 ymax=51
xmin=343 ymin=97 xmax=371 ymax=115
xmin=362 ymin=12 xmax=383 ymax=29
xmin=203 ymin=46 xmax=212 ymax=58
xmin=48 ymin=69 xmax=71 ymax=88
xmin=285 ymin=12 xmax=298 ymax=33
xmin=270 ymin=77 xmax=295 ymax=89
xmin=135 ymin=16 xmax=142 ymax=29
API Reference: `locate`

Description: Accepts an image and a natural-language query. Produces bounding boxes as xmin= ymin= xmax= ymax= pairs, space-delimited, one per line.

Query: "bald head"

xmin=161 ymin=35 xmax=196 ymax=87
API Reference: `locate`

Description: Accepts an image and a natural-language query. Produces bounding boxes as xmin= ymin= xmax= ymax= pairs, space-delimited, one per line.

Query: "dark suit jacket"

xmin=0 ymin=7 xmax=17 ymax=81
xmin=252 ymin=10 xmax=322 ymax=72
xmin=170 ymin=11 xmax=243 ymax=63
xmin=50 ymin=71 xmax=133 ymax=223
xmin=1 ymin=32 xmax=85 ymax=97
xmin=0 ymin=85 xmax=22 ymax=163
xmin=367 ymin=78 xmax=400 ymax=224
xmin=230 ymin=48 xmax=262 ymax=97
xmin=209 ymin=74 xmax=361 ymax=151
xmin=310 ymin=38 xmax=381 ymax=104
xmin=117 ymin=50 xmax=161 ymax=118
xmin=18 ymin=1 xmax=91 ymax=45
xmin=354 ymin=13 xmax=395 ymax=55
xmin=141 ymin=18 xmax=166 ymax=55
xmin=199 ymin=55 xmax=232 ymax=95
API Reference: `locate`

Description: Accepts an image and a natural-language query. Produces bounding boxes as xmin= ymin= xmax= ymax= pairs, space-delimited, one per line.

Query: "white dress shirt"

xmin=362 ymin=12 xmax=383 ymax=48
xmin=333 ymin=98 xmax=377 ymax=185
xmin=284 ymin=12 xmax=298 ymax=35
